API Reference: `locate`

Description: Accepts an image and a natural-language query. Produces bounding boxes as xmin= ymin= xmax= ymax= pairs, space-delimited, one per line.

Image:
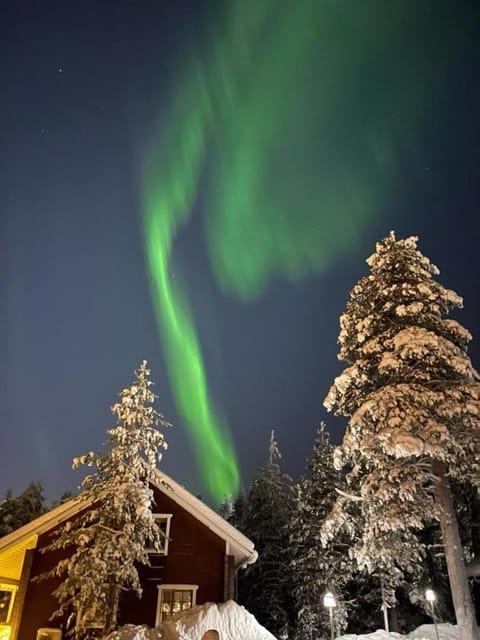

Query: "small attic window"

xmin=146 ymin=514 xmax=172 ymax=555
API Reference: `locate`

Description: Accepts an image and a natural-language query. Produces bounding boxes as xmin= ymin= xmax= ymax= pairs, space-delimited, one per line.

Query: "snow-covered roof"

xmin=0 ymin=495 xmax=90 ymax=555
xmin=0 ymin=496 xmax=92 ymax=583
xmin=0 ymin=471 xmax=255 ymax=568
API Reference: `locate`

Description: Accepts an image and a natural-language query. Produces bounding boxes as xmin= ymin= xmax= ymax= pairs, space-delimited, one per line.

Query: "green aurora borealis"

xmin=142 ymin=0 xmax=461 ymax=501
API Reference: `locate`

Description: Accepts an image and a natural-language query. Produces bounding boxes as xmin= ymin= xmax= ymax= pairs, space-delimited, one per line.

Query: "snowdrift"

xmin=107 ymin=600 xmax=276 ymax=640
xmin=338 ymin=622 xmax=459 ymax=640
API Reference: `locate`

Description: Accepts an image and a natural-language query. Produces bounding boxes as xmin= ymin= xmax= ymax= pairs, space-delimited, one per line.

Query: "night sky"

xmin=1 ymin=1 xmax=479 ymax=505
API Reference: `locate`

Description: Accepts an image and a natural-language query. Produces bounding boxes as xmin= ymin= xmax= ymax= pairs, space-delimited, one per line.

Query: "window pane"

xmin=147 ymin=516 xmax=169 ymax=553
xmin=0 ymin=591 xmax=13 ymax=624
xmin=161 ymin=588 xmax=194 ymax=621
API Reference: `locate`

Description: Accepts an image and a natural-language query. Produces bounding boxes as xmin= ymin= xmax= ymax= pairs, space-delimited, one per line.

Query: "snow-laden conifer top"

xmin=325 ymin=232 xmax=480 ymax=485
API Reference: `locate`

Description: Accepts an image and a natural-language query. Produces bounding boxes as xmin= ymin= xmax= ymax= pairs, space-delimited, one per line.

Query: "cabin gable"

xmin=0 ymin=474 xmax=253 ymax=640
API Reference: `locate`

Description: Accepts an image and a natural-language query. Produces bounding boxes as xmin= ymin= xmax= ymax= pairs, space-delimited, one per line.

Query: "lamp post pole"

xmin=380 ymin=581 xmax=389 ymax=632
xmin=323 ymin=592 xmax=336 ymax=640
xmin=425 ymin=588 xmax=440 ymax=640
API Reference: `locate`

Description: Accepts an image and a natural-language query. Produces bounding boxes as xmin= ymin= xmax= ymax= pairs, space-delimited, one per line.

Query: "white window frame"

xmin=155 ymin=584 xmax=198 ymax=625
xmin=146 ymin=514 xmax=172 ymax=555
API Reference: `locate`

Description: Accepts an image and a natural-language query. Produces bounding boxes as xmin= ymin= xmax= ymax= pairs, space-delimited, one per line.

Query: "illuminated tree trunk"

xmin=103 ymin=582 xmax=120 ymax=636
xmin=433 ymin=461 xmax=479 ymax=640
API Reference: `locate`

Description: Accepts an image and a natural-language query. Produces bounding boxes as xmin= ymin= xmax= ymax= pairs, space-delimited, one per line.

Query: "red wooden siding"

xmin=119 ymin=485 xmax=226 ymax=626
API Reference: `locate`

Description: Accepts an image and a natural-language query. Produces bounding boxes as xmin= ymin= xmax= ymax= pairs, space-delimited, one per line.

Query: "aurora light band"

xmin=142 ymin=0 xmax=459 ymax=501
xmin=142 ymin=62 xmax=239 ymax=503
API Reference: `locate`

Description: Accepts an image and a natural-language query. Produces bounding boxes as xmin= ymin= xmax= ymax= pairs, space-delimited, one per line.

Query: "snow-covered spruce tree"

xmin=0 ymin=481 xmax=46 ymax=536
xmin=0 ymin=490 xmax=15 ymax=537
xmin=324 ymin=490 xmax=427 ymax=633
xmin=227 ymin=490 xmax=246 ymax=530
xmin=237 ymin=431 xmax=295 ymax=639
xmin=322 ymin=233 xmax=480 ymax=640
xmin=291 ymin=423 xmax=351 ymax=640
xmin=218 ymin=493 xmax=233 ymax=520
xmin=43 ymin=361 xmax=169 ymax=639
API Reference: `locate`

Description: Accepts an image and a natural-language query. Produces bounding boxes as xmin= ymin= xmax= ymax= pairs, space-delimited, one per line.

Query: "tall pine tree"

xmin=323 ymin=233 xmax=480 ymax=640
xmin=291 ymin=423 xmax=351 ymax=640
xmin=237 ymin=431 xmax=295 ymax=638
xmin=43 ymin=361 xmax=169 ymax=639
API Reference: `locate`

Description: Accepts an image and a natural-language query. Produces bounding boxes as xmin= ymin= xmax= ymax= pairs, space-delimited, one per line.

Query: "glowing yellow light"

xmin=0 ymin=625 xmax=12 ymax=640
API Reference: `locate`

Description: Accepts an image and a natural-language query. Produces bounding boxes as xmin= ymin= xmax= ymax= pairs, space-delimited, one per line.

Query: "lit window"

xmin=156 ymin=585 xmax=198 ymax=624
xmin=0 ymin=625 xmax=11 ymax=640
xmin=0 ymin=585 xmax=16 ymax=625
xmin=146 ymin=514 xmax=172 ymax=555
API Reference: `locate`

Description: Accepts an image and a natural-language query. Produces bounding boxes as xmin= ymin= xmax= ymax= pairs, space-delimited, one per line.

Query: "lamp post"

xmin=425 ymin=588 xmax=440 ymax=640
xmin=323 ymin=591 xmax=336 ymax=640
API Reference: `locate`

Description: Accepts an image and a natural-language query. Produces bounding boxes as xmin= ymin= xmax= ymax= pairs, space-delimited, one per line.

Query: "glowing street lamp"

xmin=323 ymin=592 xmax=336 ymax=640
xmin=425 ymin=588 xmax=436 ymax=602
xmin=425 ymin=588 xmax=440 ymax=640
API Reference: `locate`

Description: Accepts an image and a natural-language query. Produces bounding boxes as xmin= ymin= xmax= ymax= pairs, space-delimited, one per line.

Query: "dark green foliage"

xmin=291 ymin=424 xmax=351 ymax=639
xmin=0 ymin=481 xmax=46 ymax=536
xmin=218 ymin=494 xmax=233 ymax=520
xmin=228 ymin=491 xmax=246 ymax=530
xmin=236 ymin=432 xmax=295 ymax=638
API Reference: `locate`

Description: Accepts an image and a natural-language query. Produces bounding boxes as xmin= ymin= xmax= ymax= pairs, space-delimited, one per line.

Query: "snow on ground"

xmin=107 ymin=602 xmax=458 ymax=640
xmin=338 ymin=623 xmax=458 ymax=640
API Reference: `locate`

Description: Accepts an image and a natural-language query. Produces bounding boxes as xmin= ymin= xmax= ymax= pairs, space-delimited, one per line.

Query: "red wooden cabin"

xmin=0 ymin=470 xmax=255 ymax=640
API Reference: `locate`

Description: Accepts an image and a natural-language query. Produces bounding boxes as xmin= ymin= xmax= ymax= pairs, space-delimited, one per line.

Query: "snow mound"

xmin=409 ymin=624 xmax=458 ymax=639
xmin=161 ymin=601 xmax=276 ymax=640
xmin=338 ymin=622 xmax=458 ymax=640
xmin=106 ymin=625 xmax=159 ymax=640
xmin=338 ymin=632 xmax=403 ymax=640
xmin=107 ymin=601 xmax=276 ymax=640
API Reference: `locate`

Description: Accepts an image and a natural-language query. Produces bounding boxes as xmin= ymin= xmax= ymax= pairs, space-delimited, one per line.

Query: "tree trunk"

xmin=104 ymin=582 xmax=120 ymax=635
xmin=433 ymin=461 xmax=479 ymax=640
xmin=389 ymin=606 xmax=400 ymax=633
xmin=470 ymin=491 xmax=480 ymax=623
xmin=380 ymin=580 xmax=390 ymax=632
